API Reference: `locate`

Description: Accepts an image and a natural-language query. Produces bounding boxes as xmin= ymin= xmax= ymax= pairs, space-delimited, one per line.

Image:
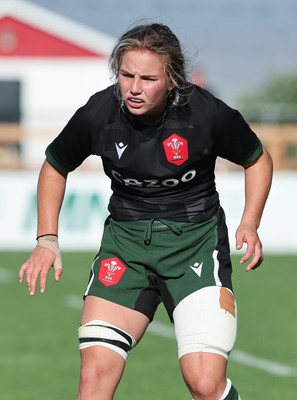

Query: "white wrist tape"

xmin=37 ymin=235 xmax=62 ymax=270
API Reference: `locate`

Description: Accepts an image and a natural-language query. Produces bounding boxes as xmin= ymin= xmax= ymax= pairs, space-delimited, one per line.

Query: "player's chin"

xmin=126 ymin=104 xmax=148 ymax=116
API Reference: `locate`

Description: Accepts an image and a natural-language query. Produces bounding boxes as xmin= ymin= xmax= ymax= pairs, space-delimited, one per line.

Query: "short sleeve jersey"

xmin=46 ymin=84 xmax=262 ymax=222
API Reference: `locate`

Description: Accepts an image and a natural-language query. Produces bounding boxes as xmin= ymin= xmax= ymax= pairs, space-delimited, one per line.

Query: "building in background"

xmin=0 ymin=0 xmax=114 ymax=168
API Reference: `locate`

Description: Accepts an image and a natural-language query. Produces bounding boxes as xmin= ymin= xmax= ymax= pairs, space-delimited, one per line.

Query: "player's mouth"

xmin=127 ymin=97 xmax=144 ymax=109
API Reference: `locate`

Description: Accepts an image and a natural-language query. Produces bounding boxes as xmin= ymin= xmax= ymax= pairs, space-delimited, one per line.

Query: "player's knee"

xmin=78 ymin=357 xmax=116 ymax=398
xmin=79 ymin=361 xmax=99 ymax=388
xmin=181 ymin=355 xmax=226 ymax=399
xmin=78 ymin=319 xmax=137 ymax=361
xmin=173 ymin=286 xmax=237 ymax=359
xmin=187 ymin=376 xmax=219 ymax=399
xmin=189 ymin=378 xmax=240 ymax=400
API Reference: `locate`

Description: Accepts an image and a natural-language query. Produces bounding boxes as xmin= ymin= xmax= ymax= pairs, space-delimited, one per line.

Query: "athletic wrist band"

xmin=36 ymin=233 xmax=58 ymax=240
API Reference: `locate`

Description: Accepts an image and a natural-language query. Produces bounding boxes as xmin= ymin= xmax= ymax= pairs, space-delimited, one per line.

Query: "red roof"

xmin=0 ymin=16 xmax=101 ymax=57
xmin=0 ymin=0 xmax=115 ymax=58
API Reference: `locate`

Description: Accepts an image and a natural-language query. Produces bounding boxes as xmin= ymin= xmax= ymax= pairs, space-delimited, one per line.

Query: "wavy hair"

xmin=109 ymin=23 xmax=191 ymax=106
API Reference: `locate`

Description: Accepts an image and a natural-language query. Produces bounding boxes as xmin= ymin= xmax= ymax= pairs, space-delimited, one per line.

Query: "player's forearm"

xmin=240 ymin=147 xmax=273 ymax=229
xmin=36 ymin=160 xmax=68 ymax=237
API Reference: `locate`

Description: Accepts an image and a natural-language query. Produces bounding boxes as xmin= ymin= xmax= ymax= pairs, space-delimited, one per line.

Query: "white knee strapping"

xmin=173 ymin=286 xmax=237 ymax=359
xmin=78 ymin=319 xmax=137 ymax=361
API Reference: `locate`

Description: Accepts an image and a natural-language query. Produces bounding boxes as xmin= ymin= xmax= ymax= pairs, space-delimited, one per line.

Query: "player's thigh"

xmin=173 ymin=286 xmax=237 ymax=360
xmin=81 ymin=295 xmax=150 ymax=342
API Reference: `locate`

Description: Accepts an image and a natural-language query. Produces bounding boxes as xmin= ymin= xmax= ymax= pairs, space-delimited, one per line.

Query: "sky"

xmin=22 ymin=0 xmax=297 ymax=105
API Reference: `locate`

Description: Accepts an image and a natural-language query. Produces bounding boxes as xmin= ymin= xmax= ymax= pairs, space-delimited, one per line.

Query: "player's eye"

xmin=142 ymin=76 xmax=158 ymax=81
xmin=120 ymin=71 xmax=133 ymax=78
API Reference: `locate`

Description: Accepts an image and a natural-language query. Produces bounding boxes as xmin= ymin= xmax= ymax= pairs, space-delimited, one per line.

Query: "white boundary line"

xmin=230 ymin=349 xmax=296 ymax=377
xmin=65 ymin=295 xmax=296 ymax=377
xmin=0 ymin=267 xmax=14 ymax=283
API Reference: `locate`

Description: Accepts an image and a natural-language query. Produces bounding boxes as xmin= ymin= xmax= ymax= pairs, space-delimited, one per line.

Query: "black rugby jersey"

xmin=46 ymin=84 xmax=263 ymax=222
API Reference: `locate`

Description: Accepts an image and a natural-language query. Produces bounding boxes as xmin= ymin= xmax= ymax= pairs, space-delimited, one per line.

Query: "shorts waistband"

xmin=109 ymin=218 xmax=183 ymax=246
xmin=143 ymin=219 xmax=182 ymax=245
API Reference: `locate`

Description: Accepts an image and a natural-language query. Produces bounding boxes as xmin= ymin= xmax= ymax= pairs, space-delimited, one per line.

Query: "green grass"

xmin=1 ymin=252 xmax=296 ymax=399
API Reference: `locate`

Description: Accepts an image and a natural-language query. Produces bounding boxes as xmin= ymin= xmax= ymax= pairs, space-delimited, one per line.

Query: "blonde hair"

xmin=109 ymin=23 xmax=191 ymax=106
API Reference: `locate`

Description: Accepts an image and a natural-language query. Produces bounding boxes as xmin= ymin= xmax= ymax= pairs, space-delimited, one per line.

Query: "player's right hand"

xmin=19 ymin=246 xmax=63 ymax=296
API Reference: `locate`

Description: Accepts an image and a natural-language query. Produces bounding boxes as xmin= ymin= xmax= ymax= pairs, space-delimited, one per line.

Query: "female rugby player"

xmin=19 ymin=23 xmax=273 ymax=400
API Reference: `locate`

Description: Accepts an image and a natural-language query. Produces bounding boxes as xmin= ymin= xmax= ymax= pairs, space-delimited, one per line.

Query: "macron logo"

xmin=115 ymin=142 xmax=128 ymax=159
xmin=190 ymin=262 xmax=203 ymax=278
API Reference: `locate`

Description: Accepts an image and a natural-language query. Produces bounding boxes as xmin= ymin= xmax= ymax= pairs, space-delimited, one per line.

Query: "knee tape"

xmin=173 ymin=286 xmax=237 ymax=359
xmin=78 ymin=320 xmax=137 ymax=361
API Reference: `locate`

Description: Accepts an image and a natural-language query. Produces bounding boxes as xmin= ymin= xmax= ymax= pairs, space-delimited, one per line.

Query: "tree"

xmin=238 ymin=72 xmax=297 ymax=122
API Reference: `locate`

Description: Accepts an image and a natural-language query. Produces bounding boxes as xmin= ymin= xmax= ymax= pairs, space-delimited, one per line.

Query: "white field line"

xmin=0 ymin=267 xmax=14 ymax=283
xmin=64 ymin=294 xmax=84 ymax=309
xmin=230 ymin=349 xmax=296 ymax=377
xmin=65 ymin=295 xmax=296 ymax=377
xmin=0 ymin=354 xmax=45 ymax=365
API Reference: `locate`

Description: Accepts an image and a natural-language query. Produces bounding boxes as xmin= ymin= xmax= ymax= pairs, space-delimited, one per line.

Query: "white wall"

xmin=216 ymin=171 xmax=297 ymax=254
xmin=0 ymin=57 xmax=112 ymax=167
xmin=0 ymin=58 xmax=112 ymax=127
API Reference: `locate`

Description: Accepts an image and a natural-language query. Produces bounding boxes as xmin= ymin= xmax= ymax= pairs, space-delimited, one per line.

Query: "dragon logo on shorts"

xmin=163 ymin=133 xmax=188 ymax=165
xmin=98 ymin=257 xmax=126 ymax=287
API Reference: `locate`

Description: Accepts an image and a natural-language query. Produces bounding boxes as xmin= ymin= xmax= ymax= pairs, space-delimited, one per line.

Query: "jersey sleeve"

xmin=45 ymin=87 xmax=116 ymax=172
xmin=45 ymin=104 xmax=95 ymax=172
xmin=212 ymin=100 xmax=263 ymax=166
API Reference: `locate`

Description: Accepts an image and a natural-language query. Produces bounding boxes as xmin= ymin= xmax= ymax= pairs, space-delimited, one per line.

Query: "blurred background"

xmin=1 ymin=2 xmax=297 ymax=399
xmin=1 ymin=0 xmax=296 ymax=252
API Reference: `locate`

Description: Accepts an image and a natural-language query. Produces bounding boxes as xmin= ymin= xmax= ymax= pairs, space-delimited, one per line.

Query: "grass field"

xmin=1 ymin=251 xmax=296 ymax=399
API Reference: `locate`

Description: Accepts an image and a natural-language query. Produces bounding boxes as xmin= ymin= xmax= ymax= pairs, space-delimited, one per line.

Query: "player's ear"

xmin=168 ymin=81 xmax=176 ymax=91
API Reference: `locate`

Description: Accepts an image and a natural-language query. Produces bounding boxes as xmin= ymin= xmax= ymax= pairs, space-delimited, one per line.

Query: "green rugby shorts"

xmin=84 ymin=207 xmax=233 ymax=321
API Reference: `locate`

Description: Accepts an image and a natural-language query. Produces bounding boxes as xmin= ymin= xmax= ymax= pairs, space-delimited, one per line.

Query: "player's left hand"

xmin=235 ymin=223 xmax=263 ymax=271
